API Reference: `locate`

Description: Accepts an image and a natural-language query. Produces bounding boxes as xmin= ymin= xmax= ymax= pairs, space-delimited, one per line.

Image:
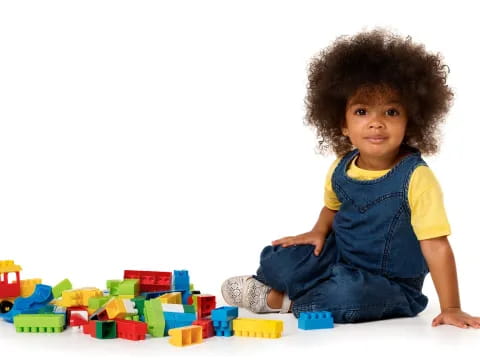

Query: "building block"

xmin=0 ymin=260 xmax=22 ymax=273
xmin=131 ymin=296 xmax=145 ymax=317
xmin=14 ymin=314 xmax=65 ymax=333
xmin=168 ymin=325 xmax=202 ymax=347
xmin=96 ymin=320 xmax=117 ymax=339
xmin=164 ymin=311 xmax=196 ymax=335
xmin=67 ymin=306 xmax=89 ymax=327
xmin=70 ymin=313 xmax=88 ymax=327
xmin=298 ymin=311 xmax=334 ymax=330
xmin=144 ymin=299 xmax=165 ymax=337
xmin=233 ymin=318 xmax=283 ymax=338
xmin=19 ymin=278 xmax=42 ymax=298
xmin=105 ymin=298 xmax=137 ymax=319
xmin=211 ymin=306 xmax=238 ymax=322
xmin=124 ymin=270 xmax=171 ymax=292
xmin=196 ymin=295 xmax=216 ymax=318
xmin=211 ymin=306 xmax=237 ymax=337
xmin=88 ymin=296 xmax=110 ymax=311
xmin=159 ymin=292 xmax=182 ymax=304
xmin=107 ymin=279 xmax=139 ymax=297
xmin=173 ymin=270 xmax=190 ymax=291
xmin=83 ymin=320 xmax=96 ymax=336
xmin=52 ymin=279 xmax=72 ymax=299
xmin=173 ymin=270 xmax=190 ymax=303
xmin=213 ymin=320 xmax=233 ymax=337
xmin=193 ymin=318 xmax=214 ymax=338
xmin=116 ymin=319 xmax=147 ymax=341
xmin=57 ymin=288 xmax=102 ymax=307
xmin=106 ymin=280 xmax=121 ymax=296
xmin=161 ymin=304 xmax=195 ymax=313
xmin=83 ymin=320 xmax=117 ymax=339
xmin=118 ymin=279 xmax=139 ymax=296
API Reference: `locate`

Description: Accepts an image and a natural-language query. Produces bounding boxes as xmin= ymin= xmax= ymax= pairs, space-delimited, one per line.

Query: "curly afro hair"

xmin=304 ymin=28 xmax=454 ymax=157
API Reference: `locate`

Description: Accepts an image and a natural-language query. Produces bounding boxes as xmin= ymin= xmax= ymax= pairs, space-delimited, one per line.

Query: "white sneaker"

xmin=221 ymin=275 xmax=291 ymax=314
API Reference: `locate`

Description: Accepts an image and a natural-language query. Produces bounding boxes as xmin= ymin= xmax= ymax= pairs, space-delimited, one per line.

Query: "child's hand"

xmin=271 ymin=231 xmax=326 ymax=256
xmin=432 ymin=308 xmax=480 ymax=329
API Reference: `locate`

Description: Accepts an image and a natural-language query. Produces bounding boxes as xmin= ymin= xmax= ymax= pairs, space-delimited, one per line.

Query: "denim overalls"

xmin=255 ymin=147 xmax=430 ymax=323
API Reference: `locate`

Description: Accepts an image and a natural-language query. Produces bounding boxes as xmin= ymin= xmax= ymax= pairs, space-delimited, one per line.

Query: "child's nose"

xmin=368 ymin=120 xmax=385 ymax=129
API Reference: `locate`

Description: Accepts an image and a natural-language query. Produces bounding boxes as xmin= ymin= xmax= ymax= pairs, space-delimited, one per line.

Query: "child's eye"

xmin=354 ymin=108 xmax=367 ymax=116
xmin=386 ymin=108 xmax=400 ymax=116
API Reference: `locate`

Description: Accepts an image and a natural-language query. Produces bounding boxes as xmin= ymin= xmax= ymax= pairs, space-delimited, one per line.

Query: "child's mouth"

xmin=365 ymin=137 xmax=388 ymax=144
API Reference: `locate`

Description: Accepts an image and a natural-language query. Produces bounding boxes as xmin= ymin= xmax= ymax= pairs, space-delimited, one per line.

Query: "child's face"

xmin=342 ymin=85 xmax=408 ymax=160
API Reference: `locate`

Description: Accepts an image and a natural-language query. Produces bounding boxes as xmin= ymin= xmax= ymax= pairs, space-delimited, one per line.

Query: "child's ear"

xmin=342 ymin=127 xmax=349 ymax=137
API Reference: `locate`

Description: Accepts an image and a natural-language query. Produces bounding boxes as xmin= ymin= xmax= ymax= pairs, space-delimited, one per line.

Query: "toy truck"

xmin=0 ymin=260 xmax=41 ymax=313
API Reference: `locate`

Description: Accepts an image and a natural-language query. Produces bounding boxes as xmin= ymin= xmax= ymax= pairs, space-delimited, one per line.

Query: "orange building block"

xmin=168 ymin=325 xmax=202 ymax=347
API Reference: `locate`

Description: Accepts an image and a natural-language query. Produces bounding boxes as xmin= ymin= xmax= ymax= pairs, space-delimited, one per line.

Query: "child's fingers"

xmin=271 ymin=236 xmax=294 ymax=245
xmin=313 ymin=243 xmax=322 ymax=256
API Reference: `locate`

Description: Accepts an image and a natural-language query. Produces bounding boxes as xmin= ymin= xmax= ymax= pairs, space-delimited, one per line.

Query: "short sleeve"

xmin=324 ymin=158 xmax=342 ymax=210
xmin=408 ymin=166 xmax=451 ymax=240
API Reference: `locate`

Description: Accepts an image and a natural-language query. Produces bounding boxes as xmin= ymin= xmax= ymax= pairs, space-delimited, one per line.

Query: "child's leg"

xmin=221 ymin=232 xmax=338 ymax=314
xmin=291 ymin=262 xmax=428 ymax=323
xmin=255 ymin=231 xmax=338 ymax=300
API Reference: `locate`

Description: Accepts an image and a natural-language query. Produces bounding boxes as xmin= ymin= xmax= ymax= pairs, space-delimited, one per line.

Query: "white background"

xmin=1 ymin=0 xmax=479 ymax=358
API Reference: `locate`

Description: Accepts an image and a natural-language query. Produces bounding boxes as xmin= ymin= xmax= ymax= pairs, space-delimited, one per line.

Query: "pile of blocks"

xmin=0 ymin=260 xmax=334 ymax=347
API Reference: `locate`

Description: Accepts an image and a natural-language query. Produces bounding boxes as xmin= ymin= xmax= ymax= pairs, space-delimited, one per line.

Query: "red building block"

xmin=115 ymin=319 xmax=147 ymax=341
xmin=197 ymin=295 xmax=216 ymax=319
xmin=124 ymin=270 xmax=172 ymax=292
xmin=192 ymin=319 xmax=214 ymax=338
xmin=67 ymin=306 xmax=88 ymax=327
xmin=83 ymin=320 xmax=97 ymax=336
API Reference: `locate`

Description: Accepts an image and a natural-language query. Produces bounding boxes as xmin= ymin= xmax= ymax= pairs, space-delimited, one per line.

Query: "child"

xmin=221 ymin=28 xmax=480 ymax=328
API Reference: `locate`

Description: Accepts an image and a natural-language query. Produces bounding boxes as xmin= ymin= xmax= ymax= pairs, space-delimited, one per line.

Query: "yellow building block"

xmin=232 ymin=318 xmax=283 ymax=338
xmin=159 ymin=292 xmax=182 ymax=304
xmin=168 ymin=325 xmax=202 ymax=347
xmin=0 ymin=260 xmax=22 ymax=273
xmin=19 ymin=279 xmax=42 ymax=297
xmin=105 ymin=298 xmax=137 ymax=319
xmin=58 ymin=288 xmax=103 ymax=307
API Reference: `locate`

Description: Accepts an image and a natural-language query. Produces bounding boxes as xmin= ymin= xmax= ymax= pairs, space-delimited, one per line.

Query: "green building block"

xmin=88 ymin=296 xmax=110 ymax=310
xmin=118 ymin=279 xmax=139 ymax=296
xmin=106 ymin=280 xmax=121 ymax=296
xmin=95 ymin=320 xmax=117 ymax=339
xmin=131 ymin=296 xmax=145 ymax=317
xmin=14 ymin=314 xmax=65 ymax=333
xmin=144 ymin=299 xmax=165 ymax=337
xmin=52 ymin=279 xmax=72 ymax=299
xmin=183 ymin=305 xmax=195 ymax=313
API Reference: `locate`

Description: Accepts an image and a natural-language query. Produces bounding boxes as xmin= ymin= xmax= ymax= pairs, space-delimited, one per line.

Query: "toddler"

xmin=222 ymin=28 xmax=480 ymax=328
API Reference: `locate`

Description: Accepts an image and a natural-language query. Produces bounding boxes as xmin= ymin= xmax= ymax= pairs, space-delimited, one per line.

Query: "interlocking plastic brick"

xmin=298 ymin=311 xmax=334 ymax=330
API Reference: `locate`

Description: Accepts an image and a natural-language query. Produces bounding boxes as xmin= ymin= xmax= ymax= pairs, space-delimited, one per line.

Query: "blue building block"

xmin=213 ymin=319 xmax=233 ymax=337
xmin=298 ymin=311 xmax=334 ymax=330
xmin=211 ymin=306 xmax=238 ymax=322
xmin=163 ymin=311 xmax=196 ymax=336
xmin=141 ymin=290 xmax=172 ymax=300
xmin=173 ymin=270 xmax=190 ymax=291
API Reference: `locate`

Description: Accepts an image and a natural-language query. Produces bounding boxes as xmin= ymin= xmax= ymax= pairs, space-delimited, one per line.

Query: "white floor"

xmin=1 ymin=300 xmax=478 ymax=360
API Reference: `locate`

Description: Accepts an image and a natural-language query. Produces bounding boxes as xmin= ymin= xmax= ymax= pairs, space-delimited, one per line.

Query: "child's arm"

xmin=420 ymin=236 xmax=480 ymax=328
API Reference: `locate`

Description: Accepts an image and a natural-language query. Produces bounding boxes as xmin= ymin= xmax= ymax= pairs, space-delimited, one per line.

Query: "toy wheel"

xmin=0 ymin=300 xmax=13 ymax=313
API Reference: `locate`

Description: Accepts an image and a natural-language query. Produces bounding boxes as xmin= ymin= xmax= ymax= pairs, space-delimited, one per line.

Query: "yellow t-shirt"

xmin=324 ymin=156 xmax=451 ymax=240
